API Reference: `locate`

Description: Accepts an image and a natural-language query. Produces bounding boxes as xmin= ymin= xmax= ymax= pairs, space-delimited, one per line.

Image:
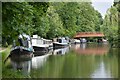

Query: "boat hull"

xmin=10 ymin=53 xmax=33 ymax=61
xmin=33 ymin=46 xmax=49 ymax=53
xmin=53 ymin=42 xmax=69 ymax=49
xmin=10 ymin=47 xmax=33 ymax=55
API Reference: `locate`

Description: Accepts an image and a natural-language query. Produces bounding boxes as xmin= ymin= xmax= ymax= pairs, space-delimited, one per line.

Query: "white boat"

xmin=10 ymin=34 xmax=33 ymax=56
xmin=32 ymin=35 xmax=53 ymax=53
xmin=80 ymin=38 xmax=87 ymax=43
xmin=74 ymin=39 xmax=81 ymax=44
xmin=102 ymin=39 xmax=108 ymax=44
xmin=53 ymin=37 xmax=69 ymax=49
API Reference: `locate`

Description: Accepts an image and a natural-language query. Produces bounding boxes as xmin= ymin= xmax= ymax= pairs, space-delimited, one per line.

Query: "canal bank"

xmin=1 ymin=46 xmax=12 ymax=63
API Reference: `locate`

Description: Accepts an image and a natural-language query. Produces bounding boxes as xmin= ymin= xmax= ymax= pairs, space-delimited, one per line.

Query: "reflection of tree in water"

xmin=102 ymin=48 xmax=118 ymax=78
xmin=89 ymin=48 xmax=118 ymax=78
xmin=60 ymin=54 xmax=96 ymax=78
xmin=30 ymin=54 xmax=65 ymax=78
xmin=30 ymin=44 xmax=118 ymax=78
xmin=91 ymin=61 xmax=112 ymax=78
xmin=30 ymin=51 xmax=100 ymax=78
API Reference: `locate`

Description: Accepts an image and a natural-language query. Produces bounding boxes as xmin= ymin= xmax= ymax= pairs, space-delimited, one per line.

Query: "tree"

xmin=46 ymin=5 xmax=65 ymax=39
xmin=2 ymin=2 xmax=34 ymax=45
xmin=113 ymin=0 xmax=120 ymax=48
xmin=51 ymin=2 xmax=102 ymax=37
xmin=29 ymin=2 xmax=49 ymax=38
xmin=2 ymin=2 xmax=49 ymax=46
xmin=101 ymin=4 xmax=119 ymax=47
xmin=2 ymin=2 xmax=104 ymax=46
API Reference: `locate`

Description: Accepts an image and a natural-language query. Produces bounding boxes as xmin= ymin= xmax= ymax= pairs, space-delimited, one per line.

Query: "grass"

xmin=1 ymin=46 xmax=31 ymax=78
xmin=1 ymin=46 xmax=11 ymax=63
xmin=2 ymin=66 xmax=31 ymax=78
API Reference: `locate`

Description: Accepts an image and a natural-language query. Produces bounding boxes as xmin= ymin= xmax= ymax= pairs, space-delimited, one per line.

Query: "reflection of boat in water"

xmin=70 ymin=44 xmax=80 ymax=50
xmin=80 ymin=43 xmax=86 ymax=49
xmin=10 ymin=52 xmax=33 ymax=61
xmin=32 ymin=53 xmax=52 ymax=69
xmin=53 ymin=47 xmax=69 ymax=55
xmin=33 ymin=49 xmax=53 ymax=57
xmin=10 ymin=54 xmax=32 ymax=76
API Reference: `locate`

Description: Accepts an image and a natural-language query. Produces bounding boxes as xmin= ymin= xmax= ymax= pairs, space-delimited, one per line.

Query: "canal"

xmin=2 ymin=43 xmax=118 ymax=78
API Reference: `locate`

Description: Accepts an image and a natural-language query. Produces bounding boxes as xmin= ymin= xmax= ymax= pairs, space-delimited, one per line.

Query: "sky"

xmin=92 ymin=0 xmax=114 ymax=18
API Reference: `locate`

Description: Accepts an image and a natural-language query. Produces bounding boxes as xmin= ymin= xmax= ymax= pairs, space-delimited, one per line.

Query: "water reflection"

xmin=80 ymin=43 xmax=86 ymax=49
xmin=10 ymin=54 xmax=32 ymax=76
xmin=53 ymin=46 xmax=69 ymax=55
xmin=3 ymin=43 xmax=118 ymax=78
xmin=9 ymin=50 xmax=53 ymax=76
xmin=32 ymin=53 xmax=52 ymax=69
xmin=71 ymin=43 xmax=109 ymax=55
xmin=91 ymin=61 xmax=111 ymax=78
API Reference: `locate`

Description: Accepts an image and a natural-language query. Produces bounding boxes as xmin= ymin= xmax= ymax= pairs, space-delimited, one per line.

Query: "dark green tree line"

xmin=2 ymin=2 xmax=103 ymax=46
xmin=49 ymin=2 xmax=102 ymax=37
xmin=2 ymin=2 xmax=49 ymax=46
xmin=102 ymin=0 xmax=119 ymax=47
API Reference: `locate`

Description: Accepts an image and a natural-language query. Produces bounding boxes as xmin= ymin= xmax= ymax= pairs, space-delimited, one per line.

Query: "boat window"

xmin=57 ymin=39 xmax=62 ymax=43
xmin=24 ymin=40 xmax=29 ymax=48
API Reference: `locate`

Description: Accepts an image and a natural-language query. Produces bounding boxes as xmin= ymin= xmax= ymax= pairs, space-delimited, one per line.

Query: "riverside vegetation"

xmin=2 ymin=1 xmax=119 ymax=48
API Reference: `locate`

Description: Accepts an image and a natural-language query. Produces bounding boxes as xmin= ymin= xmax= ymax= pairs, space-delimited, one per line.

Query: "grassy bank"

xmin=1 ymin=46 xmax=30 ymax=78
xmin=1 ymin=46 xmax=11 ymax=63
xmin=2 ymin=66 xmax=31 ymax=78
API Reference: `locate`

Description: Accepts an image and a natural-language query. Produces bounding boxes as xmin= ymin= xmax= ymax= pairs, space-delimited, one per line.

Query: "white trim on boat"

xmin=33 ymin=44 xmax=49 ymax=47
xmin=53 ymin=42 xmax=68 ymax=45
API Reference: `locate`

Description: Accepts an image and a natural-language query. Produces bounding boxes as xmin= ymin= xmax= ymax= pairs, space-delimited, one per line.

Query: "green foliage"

xmin=101 ymin=1 xmax=119 ymax=47
xmin=2 ymin=2 xmax=103 ymax=45
xmin=46 ymin=5 xmax=65 ymax=39
xmin=1 ymin=47 xmax=10 ymax=62
xmin=76 ymin=3 xmax=97 ymax=32
xmin=2 ymin=66 xmax=30 ymax=78
xmin=29 ymin=2 xmax=49 ymax=38
xmin=57 ymin=2 xmax=78 ymax=37
xmin=2 ymin=2 xmax=35 ymax=45
xmin=114 ymin=0 xmax=120 ymax=48
xmin=50 ymin=2 xmax=102 ymax=37
xmin=2 ymin=2 xmax=49 ymax=45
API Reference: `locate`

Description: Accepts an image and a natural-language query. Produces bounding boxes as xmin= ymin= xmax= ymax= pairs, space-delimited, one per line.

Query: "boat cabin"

xmin=57 ymin=37 xmax=69 ymax=44
xmin=32 ymin=35 xmax=52 ymax=46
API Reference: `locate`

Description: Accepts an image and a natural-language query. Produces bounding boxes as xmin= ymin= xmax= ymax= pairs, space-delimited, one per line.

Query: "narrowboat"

xmin=32 ymin=35 xmax=53 ymax=53
xmin=53 ymin=37 xmax=69 ymax=49
xmin=10 ymin=34 xmax=34 ymax=56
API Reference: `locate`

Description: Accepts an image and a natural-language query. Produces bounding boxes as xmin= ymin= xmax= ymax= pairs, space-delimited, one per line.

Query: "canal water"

xmin=3 ymin=43 xmax=118 ymax=78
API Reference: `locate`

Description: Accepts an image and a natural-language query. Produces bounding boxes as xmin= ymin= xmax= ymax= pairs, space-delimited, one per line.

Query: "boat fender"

xmin=28 ymin=48 xmax=33 ymax=52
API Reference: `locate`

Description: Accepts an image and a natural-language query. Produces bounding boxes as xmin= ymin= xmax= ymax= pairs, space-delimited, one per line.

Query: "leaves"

xmin=2 ymin=2 xmax=103 ymax=45
xmin=2 ymin=2 xmax=49 ymax=45
xmin=101 ymin=1 xmax=119 ymax=47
